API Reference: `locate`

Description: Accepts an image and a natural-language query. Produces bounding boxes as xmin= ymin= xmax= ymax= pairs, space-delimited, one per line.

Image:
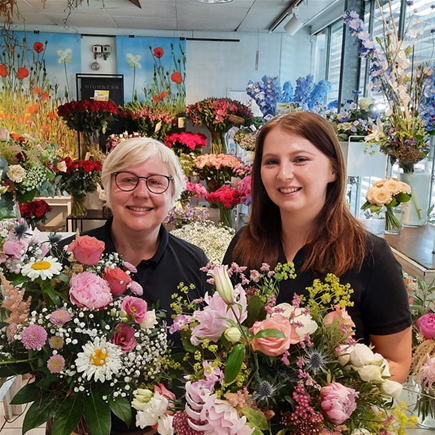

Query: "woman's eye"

xmin=294 ymin=157 xmax=308 ymax=163
xmin=263 ymin=159 xmax=278 ymax=165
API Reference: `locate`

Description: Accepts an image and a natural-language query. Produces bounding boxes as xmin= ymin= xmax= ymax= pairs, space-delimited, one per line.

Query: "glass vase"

xmin=71 ymin=195 xmax=88 ymax=217
xmin=384 ymin=203 xmax=408 ymax=235
xmin=209 ymin=129 xmax=226 ymax=154
xmin=218 ymin=205 xmax=233 ymax=228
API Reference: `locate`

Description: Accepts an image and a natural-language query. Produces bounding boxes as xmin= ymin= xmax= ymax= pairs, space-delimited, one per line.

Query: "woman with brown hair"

xmin=223 ymin=111 xmax=412 ymax=382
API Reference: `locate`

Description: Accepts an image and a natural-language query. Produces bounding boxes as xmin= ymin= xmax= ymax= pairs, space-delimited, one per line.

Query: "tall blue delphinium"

xmin=281 ymin=81 xmax=294 ymax=103
xmin=293 ymin=74 xmax=315 ymax=105
xmin=306 ymin=80 xmax=332 ymax=110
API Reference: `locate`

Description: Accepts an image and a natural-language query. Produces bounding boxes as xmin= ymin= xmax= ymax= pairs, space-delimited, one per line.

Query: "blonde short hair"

xmin=101 ymin=137 xmax=185 ymax=207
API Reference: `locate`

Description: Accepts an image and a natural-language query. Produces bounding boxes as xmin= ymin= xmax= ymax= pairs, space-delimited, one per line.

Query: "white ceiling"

xmin=2 ymin=0 xmax=342 ymax=33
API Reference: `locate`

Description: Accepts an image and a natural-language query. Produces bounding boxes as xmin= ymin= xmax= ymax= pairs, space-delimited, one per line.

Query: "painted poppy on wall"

xmin=171 ymin=71 xmax=183 ymax=84
xmin=153 ymin=47 xmax=164 ymax=58
xmin=33 ymin=41 xmax=44 ymax=53
xmin=0 ymin=64 xmax=8 ymax=77
xmin=17 ymin=67 xmax=29 ymax=80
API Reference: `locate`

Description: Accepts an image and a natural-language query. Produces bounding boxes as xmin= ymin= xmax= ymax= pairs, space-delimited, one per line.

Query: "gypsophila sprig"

xmin=136 ymin=263 xmax=414 ymax=435
xmin=0 ymin=229 xmax=169 ymax=435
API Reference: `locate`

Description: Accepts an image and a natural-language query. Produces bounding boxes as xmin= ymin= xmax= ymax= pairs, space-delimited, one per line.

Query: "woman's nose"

xmin=132 ymin=178 xmax=150 ymax=197
xmin=278 ymin=162 xmax=293 ymax=179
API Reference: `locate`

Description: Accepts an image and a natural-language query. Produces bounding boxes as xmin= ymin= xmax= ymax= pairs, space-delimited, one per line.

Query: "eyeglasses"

xmin=113 ymin=172 xmax=173 ymax=194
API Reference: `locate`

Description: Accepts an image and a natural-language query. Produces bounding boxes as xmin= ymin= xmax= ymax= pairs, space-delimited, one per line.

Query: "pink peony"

xmin=69 ymin=272 xmax=113 ymax=310
xmin=250 ymin=314 xmax=300 ymax=357
xmin=190 ymin=287 xmax=247 ymax=346
xmin=103 ymin=267 xmax=132 ymax=297
xmin=320 ymin=382 xmax=358 ymax=424
xmin=67 ymin=235 xmax=105 ymax=265
xmin=21 ymin=324 xmax=47 ymax=350
xmin=111 ymin=322 xmax=136 ymax=352
xmin=416 ymin=313 xmax=435 ymax=340
xmin=121 ymin=296 xmax=148 ymax=324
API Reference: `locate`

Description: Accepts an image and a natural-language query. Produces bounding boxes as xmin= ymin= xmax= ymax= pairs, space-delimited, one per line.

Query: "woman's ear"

xmin=330 ymin=172 xmax=336 ymax=182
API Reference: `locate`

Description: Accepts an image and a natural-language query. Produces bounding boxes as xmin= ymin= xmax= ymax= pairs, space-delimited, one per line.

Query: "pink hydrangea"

xmin=69 ymin=272 xmax=113 ymax=310
xmin=47 ymin=354 xmax=65 ymax=373
xmin=320 ymin=382 xmax=358 ymax=424
xmin=21 ymin=324 xmax=47 ymax=350
xmin=50 ymin=309 xmax=71 ymax=326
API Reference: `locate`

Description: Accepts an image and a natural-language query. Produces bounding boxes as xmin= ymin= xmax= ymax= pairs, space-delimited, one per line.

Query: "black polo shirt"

xmin=223 ymin=229 xmax=412 ymax=345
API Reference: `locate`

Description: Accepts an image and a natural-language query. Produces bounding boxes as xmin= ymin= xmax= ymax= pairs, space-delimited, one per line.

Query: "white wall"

xmin=77 ymin=29 xmax=314 ymax=103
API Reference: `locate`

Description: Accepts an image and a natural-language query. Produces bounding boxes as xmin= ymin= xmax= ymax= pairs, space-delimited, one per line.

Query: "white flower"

xmin=126 ymin=53 xmax=141 ymax=69
xmin=75 ymin=337 xmax=122 ymax=382
xmin=7 ymin=165 xmax=26 ymax=183
xmin=365 ymin=117 xmax=385 ymax=142
xmin=21 ymin=256 xmax=63 ymax=280
xmin=349 ymin=343 xmax=375 ymax=367
xmin=140 ymin=309 xmax=157 ymax=329
xmin=271 ymin=303 xmax=318 ymax=340
xmin=135 ymin=392 xmax=168 ymax=428
xmin=357 ymin=364 xmax=384 ymax=383
xmin=381 ymin=379 xmax=403 ymax=399
xmin=57 ymin=48 xmax=73 ymax=64
xmin=157 ymin=414 xmax=174 ymax=435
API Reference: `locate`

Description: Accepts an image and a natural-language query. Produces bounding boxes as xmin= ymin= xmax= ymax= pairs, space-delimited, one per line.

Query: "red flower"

xmin=160 ymin=91 xmax=168 ymax=100
xmin=171 ymin=72 xmax=183 ymax=84
xmin=17 ymin=67 xmax=29 ymax=80
xmin=153 ymin=47 xmax=164 ymax=58
xmin=33 ymin=42 xmax=44 ymax=53
xmin=0 ymin=64 xmax=8 ymax=77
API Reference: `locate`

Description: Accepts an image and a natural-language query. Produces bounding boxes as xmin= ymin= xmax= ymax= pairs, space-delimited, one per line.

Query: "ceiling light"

xmin=196 ymin=0 xmax=234 ymax=3
xmin=284 ymin=9 xmax=304 ymax=35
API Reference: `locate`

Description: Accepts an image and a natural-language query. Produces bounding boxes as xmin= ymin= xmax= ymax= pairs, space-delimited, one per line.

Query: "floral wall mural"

xmin=116 ymin=36 xmax=186 ymax=112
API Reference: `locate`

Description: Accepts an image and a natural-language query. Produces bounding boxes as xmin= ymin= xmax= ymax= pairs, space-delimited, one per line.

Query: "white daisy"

xmin=75 ymin=337 xmax=122 ymax=382
xmin=21 ymin=256 xmax=63 ymax=280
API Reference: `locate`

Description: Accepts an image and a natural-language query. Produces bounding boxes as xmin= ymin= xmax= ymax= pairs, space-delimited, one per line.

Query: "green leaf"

xmin=253 ymin=328 xmax=285 ymax=339
xmin=109 ymin=396 xmax=132 ymax=428
xmin=84 ymin=390 xmax=111 ymax=435
xmin=241 ymin=407 xmax=268 ymax=430
xmin=276 ymin=430 xmax=289 ymax=435
xmin=395 ymin=192 xmax=411 ymax=203
xmin=224 ymin=343 xmax=245 ymax=384
xmin=23 ymin=397 xmax=55 ymax=434
xmin=0 ymin=195 xmax=15 ymax=219
xmin=10 ymin=382 xmax=40 ymax=405
xmin=0 ymin=363 xmax=30 ymax=378
xmin=246 ymin=295 xmax=265 ymax=327
xmin=51 ymin=396 xmax=84 ymax=435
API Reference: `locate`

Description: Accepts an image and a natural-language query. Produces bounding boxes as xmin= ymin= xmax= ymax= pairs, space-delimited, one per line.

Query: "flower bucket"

xmin=71 ymin=195 xmax=87 ymax=217
xmin=210 ymin=130 xmax=226 ymax=154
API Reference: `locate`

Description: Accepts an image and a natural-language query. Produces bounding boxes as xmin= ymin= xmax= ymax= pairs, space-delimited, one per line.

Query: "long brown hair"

xmin=232 ymin=111 xmax=368 ymax=275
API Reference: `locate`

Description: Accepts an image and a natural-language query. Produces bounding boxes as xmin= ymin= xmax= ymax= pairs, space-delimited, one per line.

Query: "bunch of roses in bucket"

xmin=131 ymin=263 xmax=416 ymax=435
xmin=0 ymin=224 xmax=169 ymax=435
xmin=18 ymin=198 xmax=52 ymax=227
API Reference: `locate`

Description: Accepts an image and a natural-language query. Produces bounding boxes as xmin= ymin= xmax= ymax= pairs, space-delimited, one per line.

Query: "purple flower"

xmin=21 ymin=324 xmax=47 ymax=350
xmin=47 ymin=355 xmax=65 ymax=373
xmin=50 ymin=309 xmax=71 ymax=326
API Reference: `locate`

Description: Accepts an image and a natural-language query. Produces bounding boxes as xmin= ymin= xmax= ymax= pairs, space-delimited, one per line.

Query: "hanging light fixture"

xmin=196 ymin=0 xmax=234 ymax=3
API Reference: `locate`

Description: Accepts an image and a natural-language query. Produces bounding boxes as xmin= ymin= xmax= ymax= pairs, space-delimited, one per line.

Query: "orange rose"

xmin=250 ymin=314 xmax=300 ymax=357
xmin=103 ymin=267 xmax=132 ymax=297
xmin=67 ymin=235 xmax=105 ymax=266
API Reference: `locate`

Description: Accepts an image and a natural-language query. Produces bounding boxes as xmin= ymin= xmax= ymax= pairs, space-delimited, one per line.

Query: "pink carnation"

xmin=69 ymin=272 xmax=113 ymax=310
xmin=320 ymin=382 xmax=358 ymax=424
xmin=21 ymin=324 xmax=47 ymax=350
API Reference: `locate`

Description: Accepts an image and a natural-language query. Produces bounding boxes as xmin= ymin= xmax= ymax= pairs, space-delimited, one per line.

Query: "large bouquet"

xmin=326 ymin=97 xmax=377 ymax=142
xmin=0 ymin=221 xmax=169 ymax=435
xmin=133 ymin=263 xmax=415 ymax=434
xmin=405 ymin=275 xmax=435 ymax=423
xmin=164 ymin=132 xmax=207 ymax=156
xmin=344 ymin=5 xmax=435 ymax=173
xmin=119 ymin=101 xmax=176 ymax=142
xmin=186 ymin=98 xmax=253 ymax=133
xmin=56 ymin=157 xmax=102 ymax=200
xmin=361 ymin=177 xmax=411 ymax=231
xmin=0 ymin=131 xmax=59 ymax=219
xmin=57 ymin=100 xmax=119 ymax=135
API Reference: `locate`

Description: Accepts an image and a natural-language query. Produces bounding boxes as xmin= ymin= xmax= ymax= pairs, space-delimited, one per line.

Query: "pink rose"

xmin=324 ymin=305 xmax=355 ymax=334
xmin=121 ymin=296 xmax=148 ymax=324
xmin=320 ymin=382 xmax=358 ymax=424
xmin=103 ymin=267 xmax=132 ymax=297
xmin=69 ymin=272 xmax=113 ymax=310
xmin=111 ymin=322 xmax=136 ymax=352
xmin=250 ymin=314 xmax=300 ymax=357
xmin=67 ymin=236 xmax=105 ymax=265
xmin=416 ymin=313 xmax=435 ymax=340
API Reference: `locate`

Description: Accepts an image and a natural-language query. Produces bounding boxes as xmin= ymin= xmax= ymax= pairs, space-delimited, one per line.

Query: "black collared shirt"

xmin=57 ymin=217 xmax=211 ymax=324
xmin=223 ymin=228 xmax=412 ymax=344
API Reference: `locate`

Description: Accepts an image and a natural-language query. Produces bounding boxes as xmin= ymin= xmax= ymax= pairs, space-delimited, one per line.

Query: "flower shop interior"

xmin=1 ymin=0 xmax=435 ymax=434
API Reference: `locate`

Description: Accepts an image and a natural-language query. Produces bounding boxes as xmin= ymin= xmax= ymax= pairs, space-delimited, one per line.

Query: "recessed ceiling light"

xmin=196 ymin=0 xmax=234 ymax=3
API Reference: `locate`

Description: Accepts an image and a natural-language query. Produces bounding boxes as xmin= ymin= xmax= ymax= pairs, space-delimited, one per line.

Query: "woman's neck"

xmin=110 ymin=224 xmax=161 ymax=266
